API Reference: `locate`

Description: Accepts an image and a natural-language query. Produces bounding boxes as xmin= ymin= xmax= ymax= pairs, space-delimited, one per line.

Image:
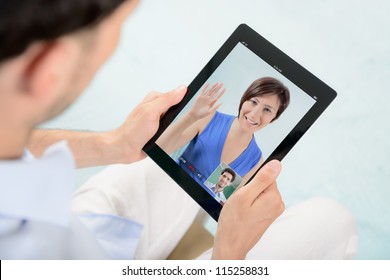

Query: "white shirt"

xmin=0 ymin=141 xmax=142 ymax=259
xmin=204 ymin=181 xmax=227 ymax=203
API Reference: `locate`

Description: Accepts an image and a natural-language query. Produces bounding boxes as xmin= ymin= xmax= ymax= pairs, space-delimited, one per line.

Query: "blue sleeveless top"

xmin=178 ymin=111 xmax=262 ymax=191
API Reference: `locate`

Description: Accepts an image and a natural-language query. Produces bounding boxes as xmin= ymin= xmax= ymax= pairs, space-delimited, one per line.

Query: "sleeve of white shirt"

xmin=204 ymin=181 xmax=215 ymax=193
xmin=76 ymin=213 xmax=142 ymax=259
xmin=1 ymin=141 xmax=143 ymax=260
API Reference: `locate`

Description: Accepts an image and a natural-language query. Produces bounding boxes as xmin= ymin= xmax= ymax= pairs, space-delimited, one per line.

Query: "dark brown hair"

xmin=238 ymin=77 xmax=290 ymax=122
xmin=221 ymin=167 xmax=236 ymax=183
xmin=0 ymin=0 xmax=128 ymax=63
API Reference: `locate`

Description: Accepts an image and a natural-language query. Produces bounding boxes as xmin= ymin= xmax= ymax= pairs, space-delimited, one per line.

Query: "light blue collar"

xmin=0 ymin=141 xmax=75 ymax=227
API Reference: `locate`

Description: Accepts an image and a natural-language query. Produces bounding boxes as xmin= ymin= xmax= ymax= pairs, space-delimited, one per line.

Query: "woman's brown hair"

xmin=238 ymin=77 xmax=290 ymax=122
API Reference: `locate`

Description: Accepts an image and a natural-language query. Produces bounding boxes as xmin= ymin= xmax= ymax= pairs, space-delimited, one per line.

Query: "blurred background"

xmin=43 ymin=0 xmax=390 ymax=259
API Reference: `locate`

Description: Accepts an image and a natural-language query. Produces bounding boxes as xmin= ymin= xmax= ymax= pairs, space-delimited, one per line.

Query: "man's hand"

xmin=212 ymin=160 xmax=285 ymax=260
xmin=111 ymin=85 xmax=187 ymax=163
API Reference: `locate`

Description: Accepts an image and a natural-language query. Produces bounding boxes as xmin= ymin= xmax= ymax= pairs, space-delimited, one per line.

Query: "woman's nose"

xmin=250 ymin=107 xmax=262 ymax=120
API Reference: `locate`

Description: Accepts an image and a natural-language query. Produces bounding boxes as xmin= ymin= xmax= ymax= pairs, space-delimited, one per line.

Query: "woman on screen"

xmin=157 ymin=77 xmax=290 ymax=188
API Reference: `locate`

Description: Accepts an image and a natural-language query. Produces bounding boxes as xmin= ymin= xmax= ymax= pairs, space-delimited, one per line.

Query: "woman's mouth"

xmin=245 ymin=116 xmax=259 ymax=126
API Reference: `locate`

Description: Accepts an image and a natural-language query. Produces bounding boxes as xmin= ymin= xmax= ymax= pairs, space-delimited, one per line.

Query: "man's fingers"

xmin=148 ymin=85 xmax=187 ymax=113
xmin=243 ymin=160 xmax=282 ymax=199
xmin=142 ymin=91 xmax=163 ymax=102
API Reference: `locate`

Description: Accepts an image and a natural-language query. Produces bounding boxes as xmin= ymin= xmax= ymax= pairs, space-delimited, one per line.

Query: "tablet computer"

xmin=143 ymin=24 xmax=336 ymax=221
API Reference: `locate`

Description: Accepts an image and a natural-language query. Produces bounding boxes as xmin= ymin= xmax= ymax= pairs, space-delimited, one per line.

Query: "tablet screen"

xmin=144 ymin=24 xmax=336 ymax=220
xmin=157 ymin=42 xmax=316 ymax=203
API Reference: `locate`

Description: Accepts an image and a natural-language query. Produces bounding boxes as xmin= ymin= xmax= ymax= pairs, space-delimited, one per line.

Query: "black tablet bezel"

xmin=143 ymin=24 xmax=337 ymax=221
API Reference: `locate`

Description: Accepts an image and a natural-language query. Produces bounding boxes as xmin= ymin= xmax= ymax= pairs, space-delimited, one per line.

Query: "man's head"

xmin=0 ymin=0 xmax=131 ymax=63
xmin=0 ymin=0 xmax=138 ymax=158
xmin=216 ymin=168 xmax=236 ymax=189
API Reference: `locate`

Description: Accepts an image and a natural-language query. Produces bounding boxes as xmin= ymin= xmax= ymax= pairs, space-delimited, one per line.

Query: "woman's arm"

xmin=156 ymin=114 xmax=207 ymax=155
xmin=156 ymin=82 xmax=226 ymax=154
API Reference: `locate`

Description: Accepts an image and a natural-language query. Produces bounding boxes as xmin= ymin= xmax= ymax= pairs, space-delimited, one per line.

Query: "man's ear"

xmin=23 ymin=38 xmax=81 ymax=104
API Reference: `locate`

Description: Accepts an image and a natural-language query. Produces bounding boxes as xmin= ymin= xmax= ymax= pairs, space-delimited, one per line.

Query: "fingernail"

xmin=267 ymin=160 xmax=281 ymax=173
xmin=176 ymin=85 xmax=186 ymax=91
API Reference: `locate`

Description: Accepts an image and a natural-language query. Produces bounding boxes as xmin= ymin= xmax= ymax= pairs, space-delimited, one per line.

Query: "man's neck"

xmin=0 ymin=126 xmax=29 ymax=160
xmin=215 ymin=184 xmax=224 ymax=193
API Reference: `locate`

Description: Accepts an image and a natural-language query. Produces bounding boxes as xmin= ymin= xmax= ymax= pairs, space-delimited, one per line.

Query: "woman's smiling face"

xmin=238 ymin=94 xmax=280 ymax=133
